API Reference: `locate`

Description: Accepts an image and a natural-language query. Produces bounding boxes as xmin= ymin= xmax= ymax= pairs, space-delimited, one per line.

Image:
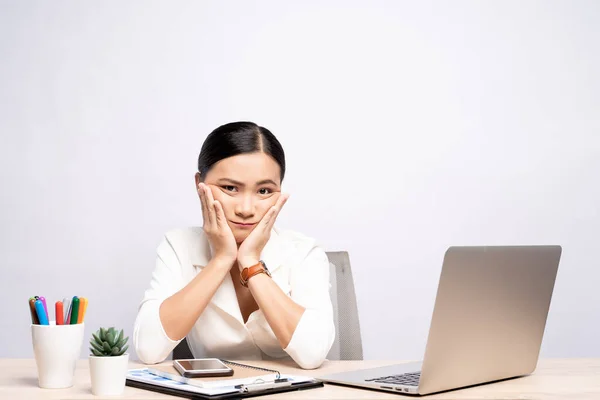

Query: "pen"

xmin=28 ymin=298 xmax=40 ymax=324
xmin=34 ymin=300 xmax=49 ymax=325
xmin=56 ymin=301 xmax=64 ymax=325
xmin=70 ymin=297 xmax=80 ymax=324
xmin=239 ymin=379 xmax=291 ymax=393
xmin=39 ymin=296 xmax=49 ymax=322
xmin=78 ymin=297 xmax=88 ymax=324
xmin=83 ymin=297 xmax=88 ymax=321
xmin=63 ymin=297 xmax=71 ymax=323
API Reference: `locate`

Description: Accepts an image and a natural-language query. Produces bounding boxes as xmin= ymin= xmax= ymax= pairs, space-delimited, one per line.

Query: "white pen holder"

xmin=31 ymin=321 xmax=85 ymax=389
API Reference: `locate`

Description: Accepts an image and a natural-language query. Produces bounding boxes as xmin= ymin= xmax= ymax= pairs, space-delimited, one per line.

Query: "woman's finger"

xmin=264 ymin=193 xmax=289 ymax=232
xmin=213 ymin=200 xmax=227 ymax=227
xmin=203 ymin=184 xmax=217 ymax=227
xmin=197 ymin=183 xmax=209 ymax=224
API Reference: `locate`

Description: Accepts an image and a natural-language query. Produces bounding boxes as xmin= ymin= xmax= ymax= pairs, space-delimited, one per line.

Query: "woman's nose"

xmin=234 ymin=195 xmax=255 ymax=218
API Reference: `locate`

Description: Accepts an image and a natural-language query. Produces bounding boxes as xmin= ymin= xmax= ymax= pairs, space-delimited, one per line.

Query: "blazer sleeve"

xmin=133 ymin=236 xmax=184 ymax=364
xmin=283 ymin=244 xmax=336 ymax=369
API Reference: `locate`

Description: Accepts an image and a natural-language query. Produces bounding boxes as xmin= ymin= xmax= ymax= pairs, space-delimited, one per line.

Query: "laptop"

xmin=319 ymin=245 xmax=562 ymax=395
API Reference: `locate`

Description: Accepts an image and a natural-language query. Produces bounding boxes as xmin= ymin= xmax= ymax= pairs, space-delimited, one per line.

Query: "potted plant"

xmin=89 ymin=327 xmax=129 ymax=396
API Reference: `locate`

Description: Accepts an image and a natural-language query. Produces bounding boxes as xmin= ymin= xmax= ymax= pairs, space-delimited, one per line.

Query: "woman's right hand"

xmin=197 ymin=182 xmax=238 ymax=265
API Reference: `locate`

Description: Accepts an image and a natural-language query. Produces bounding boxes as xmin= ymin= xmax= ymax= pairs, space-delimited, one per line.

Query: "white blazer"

xmin=133 ymin=227 xmax=335 ymax=369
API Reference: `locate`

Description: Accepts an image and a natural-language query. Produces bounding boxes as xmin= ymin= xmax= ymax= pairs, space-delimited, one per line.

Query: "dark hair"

xmin=197 ymin=121 xmax=286 ymax=182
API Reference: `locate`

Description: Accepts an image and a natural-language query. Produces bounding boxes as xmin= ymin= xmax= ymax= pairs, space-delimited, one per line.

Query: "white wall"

xmin=1 ymin=0 xmax=599 ymax=360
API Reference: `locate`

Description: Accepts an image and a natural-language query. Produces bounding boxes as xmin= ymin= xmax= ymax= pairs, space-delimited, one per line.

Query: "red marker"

xmin=56 ymin=301 xmax=64 ymax=325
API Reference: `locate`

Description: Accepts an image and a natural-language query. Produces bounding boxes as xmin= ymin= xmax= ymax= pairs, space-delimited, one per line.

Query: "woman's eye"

xmin=258 ymin=188 xmax=272 ymax=195
xmin=223 ymin=185 xmax=237 ymax=192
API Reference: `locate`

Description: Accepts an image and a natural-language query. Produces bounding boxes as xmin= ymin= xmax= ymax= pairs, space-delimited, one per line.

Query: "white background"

xmin=1 ymin=0 xmax=599 ymax=360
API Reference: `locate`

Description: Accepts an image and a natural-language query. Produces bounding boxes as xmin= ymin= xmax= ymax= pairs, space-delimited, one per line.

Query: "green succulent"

xmin=90 ymin=327 xmax=129 ymax=357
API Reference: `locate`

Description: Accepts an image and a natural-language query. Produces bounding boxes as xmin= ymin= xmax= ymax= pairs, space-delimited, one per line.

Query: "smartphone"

xmin=173 ymin=358 xmax=234 ymax=378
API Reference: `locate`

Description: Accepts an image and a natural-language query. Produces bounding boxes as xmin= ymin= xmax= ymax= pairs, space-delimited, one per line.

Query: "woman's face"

xmin=196 ymin=152 xmax=282 ymax=244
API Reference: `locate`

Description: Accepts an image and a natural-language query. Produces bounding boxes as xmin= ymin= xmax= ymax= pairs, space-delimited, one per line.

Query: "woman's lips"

xmin=231 ymin=221 xmax=256 ymax=229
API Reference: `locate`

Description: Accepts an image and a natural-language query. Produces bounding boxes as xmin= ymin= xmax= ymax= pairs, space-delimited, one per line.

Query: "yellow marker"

xmin=78 ymin=297 xmax=88 ymax=323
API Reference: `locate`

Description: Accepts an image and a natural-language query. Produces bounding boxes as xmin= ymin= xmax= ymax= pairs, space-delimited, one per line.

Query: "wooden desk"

xmin=1 ymin=358 xmax=598 ymax=399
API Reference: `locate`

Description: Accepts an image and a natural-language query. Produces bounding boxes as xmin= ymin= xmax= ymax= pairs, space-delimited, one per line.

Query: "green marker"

xmin=70 ymin=297 xmax=80 ymax=324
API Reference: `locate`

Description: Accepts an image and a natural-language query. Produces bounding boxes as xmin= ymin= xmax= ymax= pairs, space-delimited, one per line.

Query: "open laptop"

xmin=319 ymin=245 xmax=562 ymax=395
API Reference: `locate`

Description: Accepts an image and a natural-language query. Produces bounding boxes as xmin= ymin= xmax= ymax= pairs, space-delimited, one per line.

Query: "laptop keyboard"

xmin=365 ymin=372 xmax=421 ymax=387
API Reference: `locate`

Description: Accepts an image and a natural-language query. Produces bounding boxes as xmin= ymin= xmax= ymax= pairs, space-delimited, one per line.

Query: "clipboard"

xmin=126 ymin=374 xmax=323 ymax=399
xmin=148 ymin=360 xmax=281 ymax=389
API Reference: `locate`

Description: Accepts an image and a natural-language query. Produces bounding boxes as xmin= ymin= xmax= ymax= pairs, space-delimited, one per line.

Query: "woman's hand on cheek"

xmin=198 ymin=183 xmax=238 ymax=266
xmin=237 ymin=193 xmax=289 ymax=271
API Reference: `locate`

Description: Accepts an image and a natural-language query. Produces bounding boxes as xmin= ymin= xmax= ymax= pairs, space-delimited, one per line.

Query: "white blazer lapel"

xmin=190 ymin=233 xmax=242 ymax=324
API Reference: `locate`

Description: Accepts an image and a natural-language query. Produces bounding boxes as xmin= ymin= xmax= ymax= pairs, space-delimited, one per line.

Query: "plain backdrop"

xmin=1 ymin=0 xmax=599 ymax=360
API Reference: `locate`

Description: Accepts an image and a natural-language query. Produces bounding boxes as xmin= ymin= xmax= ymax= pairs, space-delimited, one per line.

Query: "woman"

xmin=133 ymin=122 xmax=335 ymax=369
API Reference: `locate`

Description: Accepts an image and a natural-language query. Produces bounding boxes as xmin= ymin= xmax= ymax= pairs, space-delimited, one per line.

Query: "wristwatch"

xmin=240 ymin=260 xmax=271 ymax=287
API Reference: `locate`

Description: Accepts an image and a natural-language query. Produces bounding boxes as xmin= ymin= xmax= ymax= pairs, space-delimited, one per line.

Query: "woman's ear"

xmin=195 ymin=172 xmax=202 ymax=187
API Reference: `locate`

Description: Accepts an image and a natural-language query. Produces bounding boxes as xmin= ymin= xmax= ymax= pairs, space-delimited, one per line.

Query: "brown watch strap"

xmin=240 ymin=260 xmax=271 ymax=287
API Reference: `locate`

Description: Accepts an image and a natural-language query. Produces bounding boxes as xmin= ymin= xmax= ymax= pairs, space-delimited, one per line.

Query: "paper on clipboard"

xmin=126 ymin=368 xmax=317 ymax=396
xmin=127 ymin=369 xmax=237 ymax=395
xmin=147 ymin=364 xmax=278 ymax=389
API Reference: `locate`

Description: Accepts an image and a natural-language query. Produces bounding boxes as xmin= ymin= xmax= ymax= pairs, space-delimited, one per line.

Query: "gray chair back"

xmin=325 ymin=251 xmax=363 ymax=360
xmin=172 ymin=250 xmax=363 ymax=361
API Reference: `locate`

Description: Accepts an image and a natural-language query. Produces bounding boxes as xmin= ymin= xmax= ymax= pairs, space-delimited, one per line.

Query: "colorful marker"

xmin=28 ymin=298 xmax=40 ymax=324
xmin=34 ymin=300 xmax=49 ymax=325
xmin=56 ymin=301 xmax=64 ymax=325
xmin=39 ymin=296 xmax=49 ymax=323
xmin=63 ymin=297 xmax=71 ymax=324
xmin=70 ymin=297 xmax=80 ymax=324
xmin=77 ymin=298 xmax=87 ymax=324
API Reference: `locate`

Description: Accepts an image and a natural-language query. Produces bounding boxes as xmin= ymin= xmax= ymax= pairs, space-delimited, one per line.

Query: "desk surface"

xmin=1 ymin=358 xmax=599 ymax=399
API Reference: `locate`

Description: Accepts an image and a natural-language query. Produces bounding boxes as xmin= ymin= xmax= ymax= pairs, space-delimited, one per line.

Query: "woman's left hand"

xmin=237 ymin=193 xmax=289 ymax=271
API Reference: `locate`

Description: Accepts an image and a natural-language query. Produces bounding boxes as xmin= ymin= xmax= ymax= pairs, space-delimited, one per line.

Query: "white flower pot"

xmin=89 ymin=353 xmax=129 ymax=396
